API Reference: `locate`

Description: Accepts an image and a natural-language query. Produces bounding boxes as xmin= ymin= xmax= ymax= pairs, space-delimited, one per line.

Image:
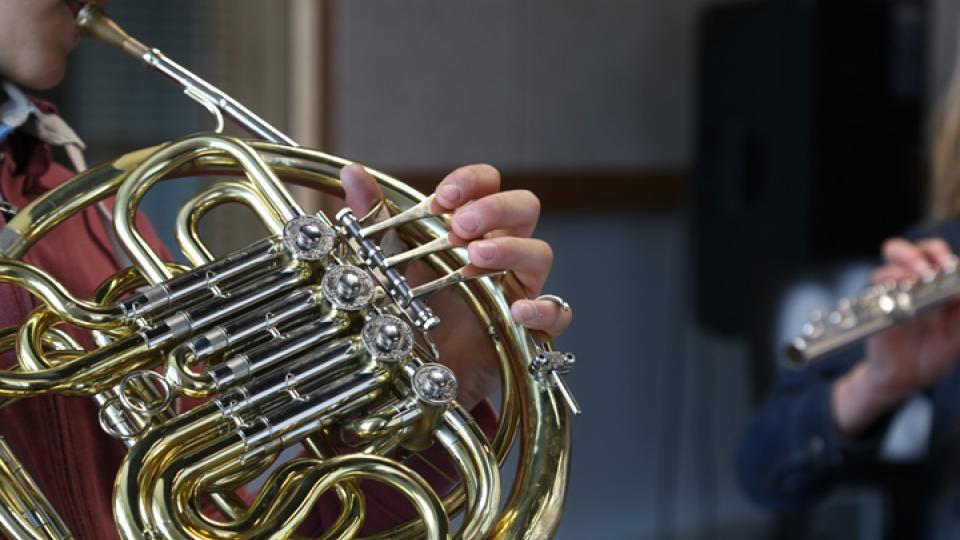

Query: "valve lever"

xmin=530 ymin=348 xmax=581 ymax=415
xmin=358 ymin=196 xmax=441 ymax=238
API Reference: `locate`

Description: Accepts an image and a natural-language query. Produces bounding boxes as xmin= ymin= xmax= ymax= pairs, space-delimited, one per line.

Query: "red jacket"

xmin=0 ymin=100 xmax=169 ymax=537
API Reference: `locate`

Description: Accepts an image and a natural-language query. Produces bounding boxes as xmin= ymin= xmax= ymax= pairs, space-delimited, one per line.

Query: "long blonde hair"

xmin=932 ymin=36 xmax=960 ymax=219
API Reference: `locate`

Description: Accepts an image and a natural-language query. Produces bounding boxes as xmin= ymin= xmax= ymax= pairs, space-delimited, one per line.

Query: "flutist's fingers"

xmin=882 ymin=237 xmax=956 ymax=274
xmin=871 ymin=265 xmax=910 ymax=284
xmin=916 ymin=238 xmax=957 ymax=269
xmin=883 ymin=237 xmax=933 ymax=274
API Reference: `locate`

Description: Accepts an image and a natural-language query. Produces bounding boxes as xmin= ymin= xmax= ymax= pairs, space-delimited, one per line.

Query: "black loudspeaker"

xmin=694 ymin=0 xmax=928 ymax=337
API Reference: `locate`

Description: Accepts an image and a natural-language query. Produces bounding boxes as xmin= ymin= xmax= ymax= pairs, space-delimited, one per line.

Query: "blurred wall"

xmin=329 ymin=0 xmax=704 ymax=170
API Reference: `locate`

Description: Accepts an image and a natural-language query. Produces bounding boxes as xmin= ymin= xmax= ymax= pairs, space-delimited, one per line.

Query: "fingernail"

xmin=473 ymin=241 xmax=497 ymax=261
xmin=516 ymin=302 xmax=538 ymax=322
xmin=456 ymin=211 xmax=480 ymax=233
xmin=437 ymin=184 xmax=462 ymax=207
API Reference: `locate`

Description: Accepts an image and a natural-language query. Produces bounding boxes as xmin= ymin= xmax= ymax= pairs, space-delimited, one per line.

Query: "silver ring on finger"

xmin=536 ymin=294 xmax=571 ymax=312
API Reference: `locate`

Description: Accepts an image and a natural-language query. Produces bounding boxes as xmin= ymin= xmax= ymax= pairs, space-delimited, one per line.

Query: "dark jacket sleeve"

xmin=736 ymin=344 xmax=895 ymax=511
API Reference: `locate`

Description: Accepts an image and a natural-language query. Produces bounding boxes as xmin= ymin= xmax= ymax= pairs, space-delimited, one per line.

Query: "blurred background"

xmin=37 ymin=0 xmax=960 ymax=538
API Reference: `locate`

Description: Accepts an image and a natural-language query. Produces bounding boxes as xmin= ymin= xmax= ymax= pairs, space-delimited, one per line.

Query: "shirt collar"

xmin=0 ymin=82 xmax=40 ymax=146
xmin=0 ymin=82 xmax=86 ymax=173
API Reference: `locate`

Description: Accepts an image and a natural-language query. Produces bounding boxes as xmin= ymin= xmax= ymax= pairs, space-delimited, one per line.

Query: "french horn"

xmin=0 ymin=4 xmax=579 ymax=539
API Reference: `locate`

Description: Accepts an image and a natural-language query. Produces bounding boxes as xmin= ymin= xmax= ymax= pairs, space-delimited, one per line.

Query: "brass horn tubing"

xmin=0 ymin=260 xmax=125 ymax=330
xmin=0 ymin=332 xmax=152 ymax=396
xmin=1 ymin=315 xmax=82 ymax=373
xmin=0 ymin=500 xmax=42 ymax=540
xmin=1 ymin=143 xmax=372 ymax=261
xmin=120 ymin=238 xmax=283 ymax=323
xmin=0 ymin=154 xmax=144 ymax=258
xmin=1 ymin=143 xmax=324 ymax=260
xmin=175 ymin=447 xmax=442 ymax=540
xmin=147 ymin=374 xmax=391 ymax=539
xmin=162 ymin=347 xmax=210 ymax=399
xmin=177 ymin=455 xmax=444 ymax=540
xmin=176 ymin=179 xmax=286 ymax=267
xmin=207 ymin=312 xmax=353 ymax=394
xmin=190 ymin=287 xmax=325 ymax=364
xmin=16 ymin=308 xmax=84 ymax=372
xmin=40 ymin=327 xmax=84 ymax=353
xmin=212 ymin=338 xmax=366 ymax=427
xmin=0 ymin=327 xmax=76 ymax=408
xmin=141 ymin=267 xmax=308 ymax=351
xmin=114 ymin=403 xmax=225 ymax=539
xmin=114 ymin=149 xmax=224 ymax=284
xmin=163 ymin=288 xmax=329 ymax=398
xmin=205 ymin=492 xmax=246 ymax=523
xmin=92 ymin=262 xmax=191 ymax=307
xmin=199 ymin=451 xmax=284 ymax=495
xmin=300 ymin=434 xmax=367 ymax=540
xmin=357 ymin=407 xmax=501 ymax=540
xmin=402 ymin=239 xmax=520 ymax=466
xmin=487 ymin=295 xmax=570 ymax=539
xmin=232 ymin=456 xmax=445 ymax=540
xmin=434 ymin=409 xmax=500 ymax=540
xmin=0 ymin=484 xmax=55 ymax=540
xmin=190 ymin=434 xmax=364 ymax=538
xmin=236 ymin=370 xmax=391 ymax=462
xmin=114 ymin=134 xmax=303 ymax=284
xmin=0 ymin=325 xmax=81 ymax=360
xmin=341 ymin=398 xmax=422 ymax=445
xmin=188 ymin=459 xmax=365 ymax=540
xmin=0 ymin=437 xmax=73 ymax=540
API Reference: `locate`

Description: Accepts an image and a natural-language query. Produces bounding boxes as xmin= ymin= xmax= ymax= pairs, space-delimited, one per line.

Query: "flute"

xmin=787 ymin=260 xmax=960 ymax=363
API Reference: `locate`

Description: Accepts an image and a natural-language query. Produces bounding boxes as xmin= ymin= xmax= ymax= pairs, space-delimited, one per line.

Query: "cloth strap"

xmin=0 ymin=81 xmax=87 ymax=173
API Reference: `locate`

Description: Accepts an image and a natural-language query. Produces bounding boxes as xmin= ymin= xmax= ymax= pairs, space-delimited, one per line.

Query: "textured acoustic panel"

xmin=54 ymin=0 xmax=228 ymax=257
xmin=330 ymin=0 xmax=703 ymax=171
xmin=61 ymin=0 xmax=225 ymax=151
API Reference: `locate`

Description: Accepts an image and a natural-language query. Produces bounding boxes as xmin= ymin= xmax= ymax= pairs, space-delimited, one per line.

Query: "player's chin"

xmin=14 ymin=52 xmax=67 ymax=91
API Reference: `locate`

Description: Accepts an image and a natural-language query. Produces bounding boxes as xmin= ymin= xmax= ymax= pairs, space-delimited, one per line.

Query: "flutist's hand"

xmin=832 ymin=237 xmax=960 ymax=436
xmin=340 ymin=163 xmax=573 ymax=410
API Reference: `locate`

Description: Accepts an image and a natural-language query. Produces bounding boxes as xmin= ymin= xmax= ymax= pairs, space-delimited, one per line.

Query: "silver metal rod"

xmin=120 ymin=238 xmax=282 ymax=320
xmin=78 ymin=4 xmax=297 ymax=146
xmin=384 ymin=236 xmax=456 ymax=268
xmin=408 ymin=267 xmax=507 ymax=303
xmin=359 ymin=196 xmax=439 ymax=239
xmin=144 ymin=49 xmax=297 ymax=146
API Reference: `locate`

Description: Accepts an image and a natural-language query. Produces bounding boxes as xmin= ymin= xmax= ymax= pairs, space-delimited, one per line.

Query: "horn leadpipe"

xmin=787 ymin=263 xmax=960 ymax=364
xmin=77 ymin=4 xmax=297 ymax=147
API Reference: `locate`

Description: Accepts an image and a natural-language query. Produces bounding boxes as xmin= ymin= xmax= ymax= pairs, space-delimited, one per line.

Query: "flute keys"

xmin=943 ymin=256 xmax=958 ymax=275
